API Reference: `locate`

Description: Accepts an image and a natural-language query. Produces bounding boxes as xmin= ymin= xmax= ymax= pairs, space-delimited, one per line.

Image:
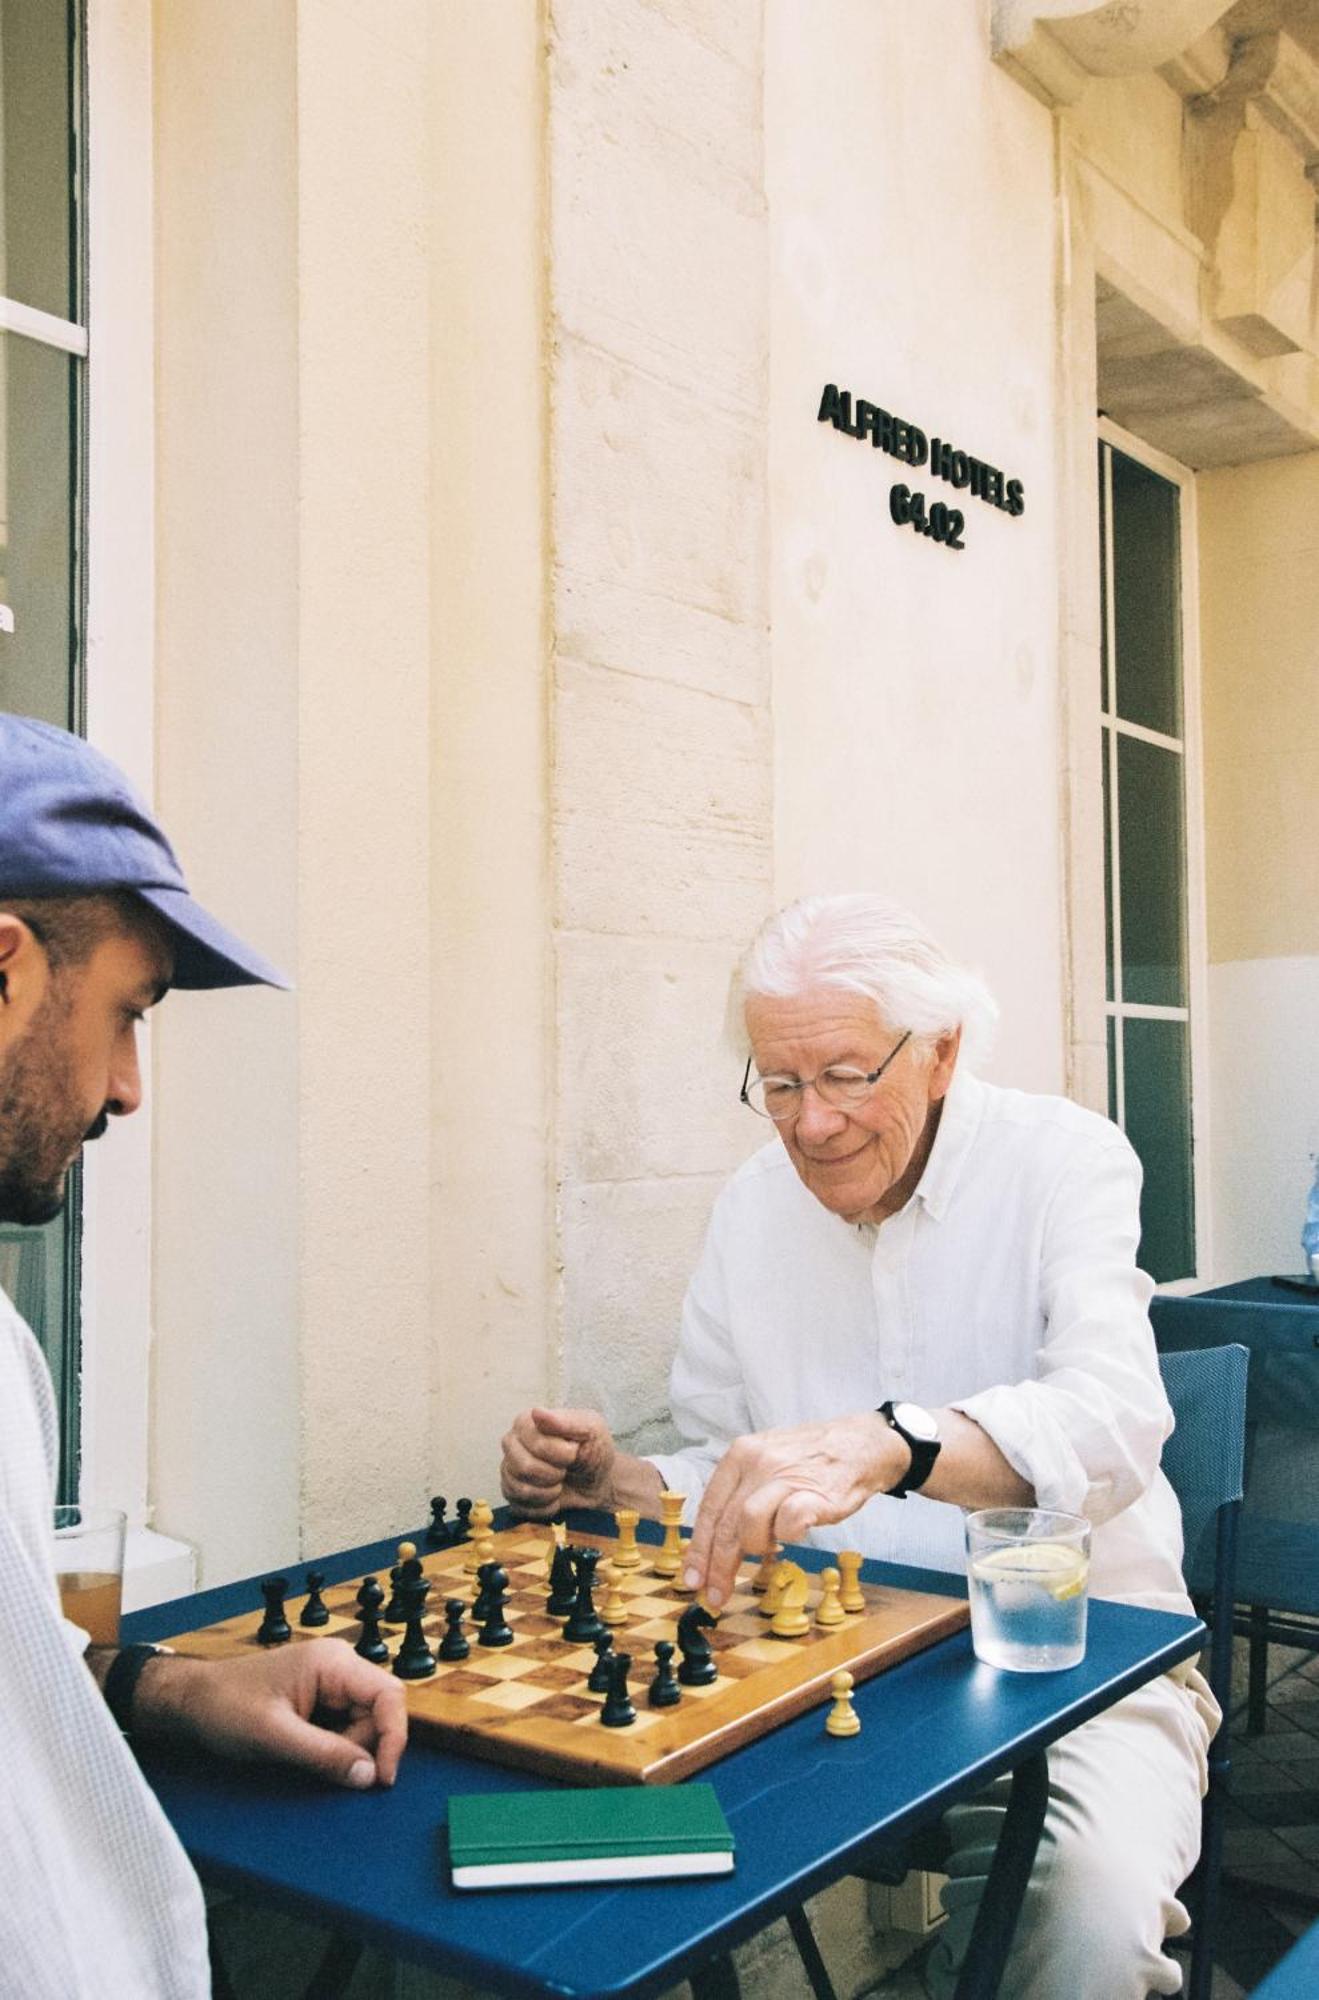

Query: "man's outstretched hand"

xmin=134 ymin=1639 xmax=408 ymax=1789
xmin=500 ymin=1406 xmax=619 ymax=1517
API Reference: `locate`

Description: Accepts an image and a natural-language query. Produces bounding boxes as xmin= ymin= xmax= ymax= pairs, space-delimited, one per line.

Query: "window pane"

xmin=1111 ymin=450 xmax=1182 ymax=738
xmin=1123 ymin=1017 xmax=1195 ymax=1282
xmin=1102 ymin=729 xmax=1114 ymax=1003
xmin=0 ymin=0 xmax=77 ymax=320
xmin=1117 ymin=732 xmax=1188 ymax=1007
xmin=0 ymin=329 xmax=78 ymax=726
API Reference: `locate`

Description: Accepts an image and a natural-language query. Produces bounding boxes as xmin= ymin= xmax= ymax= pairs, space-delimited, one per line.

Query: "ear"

xmin=0 ymin=914 xmax=50 ymax=1032
xmin=927 ymin=1026 xmax=962 ymax=1103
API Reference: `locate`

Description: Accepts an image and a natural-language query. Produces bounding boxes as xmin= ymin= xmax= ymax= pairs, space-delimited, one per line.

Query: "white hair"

xmin=734 ymin=892 xmax=999 ymax=1070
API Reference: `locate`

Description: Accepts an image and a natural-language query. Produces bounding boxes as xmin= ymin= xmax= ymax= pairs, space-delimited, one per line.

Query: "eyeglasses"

xmin=739 ymin=1030 xmax=913 ymax=1122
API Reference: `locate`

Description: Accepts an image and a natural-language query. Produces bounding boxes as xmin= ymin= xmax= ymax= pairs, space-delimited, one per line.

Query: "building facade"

xmin=1 ymin=0 xmax=1316 ymax=1607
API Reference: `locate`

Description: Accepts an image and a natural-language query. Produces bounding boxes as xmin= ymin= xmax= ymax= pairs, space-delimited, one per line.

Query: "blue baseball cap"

xmin=0 ymin=714 xmax=289 ymax=990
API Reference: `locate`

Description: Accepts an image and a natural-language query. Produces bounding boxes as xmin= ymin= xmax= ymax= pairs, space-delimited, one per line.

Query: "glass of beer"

xmin=54 ymin=1505 xmax=127 ymax=1646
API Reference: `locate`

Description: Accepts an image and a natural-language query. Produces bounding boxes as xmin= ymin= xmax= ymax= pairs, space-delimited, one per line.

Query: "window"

xmin=1098 ymin=427 xmax=1206 ymax=1283
xmin=0 ymin=0 xmax=87 ymax=1498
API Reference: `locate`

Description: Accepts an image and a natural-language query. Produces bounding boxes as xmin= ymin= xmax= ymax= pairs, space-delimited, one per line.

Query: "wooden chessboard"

xmin=166 ymin=1526 xmax=968 ymax=1786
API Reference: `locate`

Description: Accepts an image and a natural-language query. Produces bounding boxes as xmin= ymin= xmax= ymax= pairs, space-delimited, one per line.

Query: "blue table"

xmin=1249 ymin=1915 xmax=1319 ymax=1999
xmin=1152 ymin=1278 xmax=1319 ymax=1733
xmin=126 ymin=1525 xmax=1204 ymax=2000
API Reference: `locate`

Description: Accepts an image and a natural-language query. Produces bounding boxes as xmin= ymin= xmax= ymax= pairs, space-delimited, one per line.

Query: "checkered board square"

xmin=166 ymin=1527 xmax=968 ymax=1785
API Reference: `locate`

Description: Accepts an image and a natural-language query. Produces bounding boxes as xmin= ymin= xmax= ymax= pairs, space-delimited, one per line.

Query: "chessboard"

xmin=166 ymin=1523 xmax=968 ymax=1786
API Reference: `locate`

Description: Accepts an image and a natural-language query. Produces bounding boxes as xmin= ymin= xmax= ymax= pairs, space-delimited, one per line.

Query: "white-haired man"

xmin=502 ymin=892 xmax=1216 ymax=2000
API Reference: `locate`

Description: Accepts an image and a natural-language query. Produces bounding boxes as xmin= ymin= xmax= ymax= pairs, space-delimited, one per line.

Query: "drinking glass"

xmin=965 ymin=1507 xmax=1090 ymax=1671
xmin=53 ymin=1505 xmax=126 ymax=1646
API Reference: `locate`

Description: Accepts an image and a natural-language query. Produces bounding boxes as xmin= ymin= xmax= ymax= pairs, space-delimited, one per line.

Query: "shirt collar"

xmin=911 ymin=1064 xmax=985 ymax=1222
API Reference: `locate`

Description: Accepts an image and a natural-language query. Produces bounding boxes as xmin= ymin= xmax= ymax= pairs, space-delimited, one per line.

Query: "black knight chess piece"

xmin=299 ymin=1569 xmax=329 ymax=1627
xmin=354 ymin=1576 xmax=390 ymax=1665
xmin=600 ymin=1651 xmax=636 ymax=1727
xmin=677 ymin=1601 xmax=719 ymax=1686
xmin=256 ymin=1577 xmax=292 ymax=1646
xmin=648 ymin=1638 xmax=681 ymax=1708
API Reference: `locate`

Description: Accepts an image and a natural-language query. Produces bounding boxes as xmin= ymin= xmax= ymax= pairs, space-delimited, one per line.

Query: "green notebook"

xmin=447 ymin=1783 xmax=736 ymax=1889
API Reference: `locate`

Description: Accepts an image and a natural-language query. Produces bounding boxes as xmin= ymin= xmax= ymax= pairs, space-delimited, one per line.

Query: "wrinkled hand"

xmin=500 ymin=1406 xmax=618 ymax=1517
xmin=140 ymin=1639 xmax=407 ymax=1789
xmin=682 ymin=1414 xmax=898 ymax=1608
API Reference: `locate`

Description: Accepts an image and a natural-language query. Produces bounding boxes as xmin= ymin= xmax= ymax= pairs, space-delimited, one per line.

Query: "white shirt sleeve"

xmin=950 ymin=1137 xmax=1171 ymax=1524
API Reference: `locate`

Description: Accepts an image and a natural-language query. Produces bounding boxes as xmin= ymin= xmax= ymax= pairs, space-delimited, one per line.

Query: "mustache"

xmin=83 ymin=1109 xmax=110 ymax=1144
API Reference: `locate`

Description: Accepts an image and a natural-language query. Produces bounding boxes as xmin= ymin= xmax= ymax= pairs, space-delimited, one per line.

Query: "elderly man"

xmin=502 ymin=891 xmax=1215 ymax=2000
xmin=0 ymin=715 xmax=406 ymax=1999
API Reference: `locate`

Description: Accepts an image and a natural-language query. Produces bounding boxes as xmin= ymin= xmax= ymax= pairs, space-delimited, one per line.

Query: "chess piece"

xmin=477 ymin=1565 xmax=514 ymax=1648
xmin=563 ymin=1547 xmax=606 ymax=1644
xmin=547 ymin=1541 xmax=578 ymax=1618
xmin=826 ymin=1669 xmax=861 ymax=1737
xmin=386 ymin=1541 xmax=420 ymax=1622
xmin=354 ymin=1577 xmax=390 ymax=1664
xmin=473 ymin=1560 xmax=497 ymax=1625
xmin=758 ymin=1560 xmax=793 ymax=1619
xmin=613 ymin=1508 xmax=642 ymax=1569
xmin=837 ymin=1550 xmax=866 ymax=1613
xmin=438 ymin=1597 xmax=470 ymax=1661
xmin=426 ymin=1496 xmax=449 ymax=1547
xmin=452 ymin=1497 xmax=473 ymax=1546
xmin=393 ymin=1573 xmax=437 ymax=1680
xmin=588 ymin=1631 xmax=616 ymax=1693
xmin=752 ymin=1542 xmax=783 ymax=1593
xmin=651 ymin=1491 xmax=686 ymax=1580
xmin=815 ymin=1567 xmax=847 ymax=1628
xmin=769 ymin=1566 xmax=812 ymax=1639
xmin=648 ymin=1639 xmax=681 ymax=1709
xmin=600 ymin=1651 xmax=636 ymax=1727
xmin=300 ymin=1569 xmax=329 ymax=1627
xmin=676 ymin=1601 xmax=718 ymax=1687
xmin=462 ymin=1500 xmax=495 ymax=1576
xmin=256 ymin=1577 xmax=292 ymax=1646
xmin=599 ymin=1561 xmax=628 ymax=1628
xmin=545 ymin=1520 xmax=567 ymax=1585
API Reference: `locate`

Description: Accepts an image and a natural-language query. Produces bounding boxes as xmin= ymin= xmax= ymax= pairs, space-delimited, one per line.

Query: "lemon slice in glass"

xmin=972 ymin=1542 xmax=1088 ymax=1601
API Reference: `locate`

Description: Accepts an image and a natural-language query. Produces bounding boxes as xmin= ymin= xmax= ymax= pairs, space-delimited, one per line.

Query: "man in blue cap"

xmin=0 ymin=715 xmax=407 ymax=1997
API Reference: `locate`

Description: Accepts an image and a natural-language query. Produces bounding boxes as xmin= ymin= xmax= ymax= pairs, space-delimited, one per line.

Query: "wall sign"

xmin=817 ymin=383 xmax=1025 ymax=553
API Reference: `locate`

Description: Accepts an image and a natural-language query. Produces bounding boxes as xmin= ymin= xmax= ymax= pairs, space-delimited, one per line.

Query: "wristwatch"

xmin=103 ymin=1641 xmax=173 ymax=1738
xmin=878 ymin=1399 xmax=942 ymax=1498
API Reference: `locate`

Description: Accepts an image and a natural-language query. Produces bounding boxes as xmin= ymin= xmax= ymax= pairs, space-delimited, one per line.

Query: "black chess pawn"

xmin=386 ymin=1546 xmax=424 ymax=1623
xmin=477 ymin=1565 xmax=514 ymax=1648
xmin=256 ymin=1577 xmax=292 ymax=1646
xmin=600 ymin=1651 xmax=636 ymax=1727
xmin=563 ymin=1546 xmax=606 ymax=1644
xmin=588 ymin=1630 xmax=616 ymax=1693
xmin=473 ymin=1560 xmax=497 ymax=1625
xmin=648 ymin=1639 xmax=681 ymax=1708
xmin=426 ymin=1495 xmax=449 ymax=1548
xmin=354 ymin=1577 xmax=390 ymax=1665
xmin=299 ymin=1569 xmax=329 ymax=1628
xmin=438 ymin=1597 xmax=470 ymax=1661
xmin=677 ymin=1601 xmax=718 ymax=1687
xmin=392 ymin=1573 xmax=437 ymax=1680
xmin=384 ymin=1560 xmax=406 ymax=1623
xmin=547 ymin=1541 xmax=578 ymax=1618
xmin=452 ymin=1497 xmax=473 ymax=1546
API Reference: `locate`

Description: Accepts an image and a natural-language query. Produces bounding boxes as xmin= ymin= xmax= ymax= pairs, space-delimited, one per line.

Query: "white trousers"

xmin=924 ymin=1667 xmax=1219 ymax=2000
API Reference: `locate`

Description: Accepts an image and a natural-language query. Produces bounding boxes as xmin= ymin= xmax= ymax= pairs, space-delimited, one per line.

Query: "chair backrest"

xmin=1158 ymin=1344 xmax=1248 ymax=1581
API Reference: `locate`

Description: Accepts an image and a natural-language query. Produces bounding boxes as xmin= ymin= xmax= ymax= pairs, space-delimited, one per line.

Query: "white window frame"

xmin=1098 ymin=414 xmax=1211 ymax=1288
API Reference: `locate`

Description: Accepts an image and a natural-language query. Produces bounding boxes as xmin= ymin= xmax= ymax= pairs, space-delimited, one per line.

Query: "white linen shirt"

xmin=648 ymin=1068 xmax=1191 ymax=1615
xmin=0 ymin=1292 xmax=210 ymax=1999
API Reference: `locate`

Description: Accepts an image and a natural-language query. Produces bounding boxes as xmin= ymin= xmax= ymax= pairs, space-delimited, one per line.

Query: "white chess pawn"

xmin=826 ymin=1669 xmax=861 ymax=1738
xmin=815 ymin=1567 xmax=847 ymax=1628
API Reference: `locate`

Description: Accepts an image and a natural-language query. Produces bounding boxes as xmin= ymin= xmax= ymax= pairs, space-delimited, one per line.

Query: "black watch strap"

xmin=103 ymin=1642 xmax=167 ymax=1737
xmin=878 ymin=1399 xmax=941 ymax=1499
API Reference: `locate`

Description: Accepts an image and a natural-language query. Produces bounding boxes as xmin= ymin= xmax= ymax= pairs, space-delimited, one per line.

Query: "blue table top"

xmin=1249 ymin=1915 xmax=1319 ymax=1999
xmin=127 ymin=1520 xmax=1205 ymax=1999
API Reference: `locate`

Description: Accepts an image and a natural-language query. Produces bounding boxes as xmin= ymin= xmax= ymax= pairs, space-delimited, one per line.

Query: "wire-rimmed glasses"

xmin=739 ymin=1029 xmax=913 ymax=1122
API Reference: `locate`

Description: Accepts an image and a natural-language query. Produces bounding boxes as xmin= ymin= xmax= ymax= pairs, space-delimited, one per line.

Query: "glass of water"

xmin=965 ymin=1508 xmax=1091 ymax=1672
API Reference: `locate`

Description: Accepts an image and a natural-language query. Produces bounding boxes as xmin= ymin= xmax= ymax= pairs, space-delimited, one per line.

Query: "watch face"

xmin=892 ymin=1400 xmax=939 ymax=1442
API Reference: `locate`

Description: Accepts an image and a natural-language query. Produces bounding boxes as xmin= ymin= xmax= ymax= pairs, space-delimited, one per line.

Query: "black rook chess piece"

xmin=256 ymin=1577 xmax=292 ymax=1646
xmin=299 ymin=1570 xmax=329 ymax=1627
xmin=601 ymin=1651 xmax=636 ymax=1727
xmin=438 ymin=1598 xmax=470 ymax=1661
xmin=354 ymin=1577 xmax=390 ymax=1665
xmin=648 ymin=1638 xmax=681 ymax=1708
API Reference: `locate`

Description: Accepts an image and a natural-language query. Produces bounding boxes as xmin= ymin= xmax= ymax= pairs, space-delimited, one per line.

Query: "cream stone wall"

xmin=1199 ymin=452 xmax=1319 ymax=1277
xmin=766 ymin=0 xmax=1066 ymax=1091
